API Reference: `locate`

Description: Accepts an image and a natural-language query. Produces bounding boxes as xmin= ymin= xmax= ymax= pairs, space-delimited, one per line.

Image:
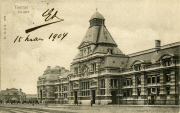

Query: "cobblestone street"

xmin=0 ymin=104 xmax=179 ymax=113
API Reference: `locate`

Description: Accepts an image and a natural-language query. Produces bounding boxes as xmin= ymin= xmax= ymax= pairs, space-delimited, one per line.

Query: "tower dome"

xmin=90 ymin=12 xmax=105 ymax=21
xmin=89 ymin=12 xmax=105 ymax=27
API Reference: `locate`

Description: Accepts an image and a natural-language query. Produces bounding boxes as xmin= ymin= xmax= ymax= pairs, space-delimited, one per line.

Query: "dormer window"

xmin=108 ymin=49 xmax=113 ymax=54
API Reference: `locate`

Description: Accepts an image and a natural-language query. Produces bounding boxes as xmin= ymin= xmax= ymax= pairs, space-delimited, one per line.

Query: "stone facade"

xmin=37 ymin=12 xmax=180 ymax=105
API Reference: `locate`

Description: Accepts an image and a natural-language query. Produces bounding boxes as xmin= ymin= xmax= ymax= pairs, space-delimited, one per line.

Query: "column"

xmin=105 ymin=77 xmax=110 ymax=96
xmin=159 ymin=70 xmax=165 ymax=95
xmin=170 ymin=69 xmax=176 ymax=94
xmin=58 ymin=86 xmax=60 ymax=98
xmin=140 ymin=74 xmax=145 ymax=96
xmin=96 ymin=62 xmax=100 ymax=72
xmin=132 ymin=75 xmax=137 ymax=98
xmin=78 ymin=67 xmax=80 ymax=75
xmin=171 ymin=58 xmax=175 ymax=66
xmin=90 ymin=64 xmax=92 ymax=72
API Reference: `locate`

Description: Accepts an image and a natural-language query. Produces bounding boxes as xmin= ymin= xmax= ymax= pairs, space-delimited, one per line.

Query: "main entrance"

xmin=91 ymin=90 xmax=96 ymax=104
xmin=111 ymin=91 xmax=117 ymax=104
xmin=74 ymin=91 xmax=78 ymax=104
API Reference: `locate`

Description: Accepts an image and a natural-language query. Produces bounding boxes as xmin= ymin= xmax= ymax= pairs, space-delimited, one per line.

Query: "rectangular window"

xmin=127 ymin=80 xmax=130 ymax=86
xmin=157 ymin=76 xmax=160 ymax=83
xmin=166 ymin=87 xmax=170 ymax=95
xmin=147 ymin=77 xmax=151 ymax=84
xmin=114 ymin=79 xmax=117 ymax=87
xmin=137 ymin=88 xmax=141 ymax=96
xmin=157 ymin=87 xmax=160 ymax=96
xmin=166 ymin=74 xmax=170 ymax=82
xmin=131 ymin=79 xmax=133 ymax=85
xmin=148 ymin=88 xmax=151 ymax=96
xmin=137 ymin=77 xmax=141 ymax=85
xmin=92 ymin=63 xmax=96 ymax=73
xmin=123 ymin=80 xmax=126 ymax=86
xmin=101 ymin=89 xmax=105 ymax=95
xmin=123 ymin=90 xmax=126 ymax=97
xmin=74 ymin=67 xmax=78 ymax=75
xmin=101 ymin=79 xmax=105 ymax=88
xmin=152 ymin=88 xmax=155 ymax=93
xmin=152 ymin=77 xmax=156 ymax=84
xmin=111 ymin=79 xmax=113 ymax=86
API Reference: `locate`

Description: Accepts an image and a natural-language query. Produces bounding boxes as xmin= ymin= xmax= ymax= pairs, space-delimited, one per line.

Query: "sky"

xmin=1 ymin=0 xmax=179 ymax=94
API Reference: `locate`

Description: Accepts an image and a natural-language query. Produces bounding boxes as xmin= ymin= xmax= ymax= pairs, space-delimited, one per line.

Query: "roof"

xmin=78 ymin=26 xmax=117 ymax=49
xmin=90 ymin=12 xmax=105 ymax=21
xmin=126 ymin=42 xmax=180 ymax=68
xmin=60 ymin=71 xmax=73 ymax=78
xmin=42 ymin=74 xmax=60 ymax=80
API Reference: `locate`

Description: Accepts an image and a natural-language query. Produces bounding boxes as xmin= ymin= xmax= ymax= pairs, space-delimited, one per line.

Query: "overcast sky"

xmin=1 ymin=0 xmax=179 ymax=94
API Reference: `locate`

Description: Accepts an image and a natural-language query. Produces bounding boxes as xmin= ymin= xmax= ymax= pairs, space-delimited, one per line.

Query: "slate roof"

xmin=78 ymin=12 xmax=117 ymax=49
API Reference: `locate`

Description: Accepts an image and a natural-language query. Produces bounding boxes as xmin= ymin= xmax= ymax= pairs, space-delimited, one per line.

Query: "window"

xmin=148 ymin=88 xmax=151 ymax=96
xmin=92 ymin=63 xmax=96 ymax=73
xmin=147 ymin=77 xmax=151 ymax=84
xmin=152 ymin=88 xmax=155 ymax=93
xmin=127 ymin=80 xmax=130 ymax=86
xmin=124 ymin=80 xmax=126 ymax=86
xmin=111 ymin=79 xmax=118 ymax=87
xmin=157 ymin=76 xmax=160 ymax=83
xmin=135 ymin=65 xmax=141 ymax=71
xmin=152 ymin=77 xmax=156 ymax=84
xmin=101 ymin=79 xmax=105 ymax=88
xmin=127 ymin=89 xmax=132 ymax=97
xmin=166 ymin=87 xmax=170 ymax=95
xmin=108 ymin=49 xmax=113 ymax=54
xmin=101 ymin=89 xmax=105 ymax=95
xmin=124 ymin=79 xmax=132 ymax=86
xmin=81 ymin=82 xmax=90 ymax=96
xmin=137 ymin=88 xmax=141 ymax=96
xmin=163 ymin=59 xmax=171 ymax=66
xmin=74 ymin=67 xmax=78 ymax=75
xmin=157 ymin=87 xmax=160 ymax=96
xmin=166 ymin=74 xmax=170 ymax=82
xmin=123 ymin=90 xmax=126 ymax=97
xmin=137 ymin=77 xmax=141 ymax=85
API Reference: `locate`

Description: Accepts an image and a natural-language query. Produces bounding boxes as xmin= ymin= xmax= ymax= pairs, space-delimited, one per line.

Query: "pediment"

xmin=78 ymin=41 xmax=91 ymax=49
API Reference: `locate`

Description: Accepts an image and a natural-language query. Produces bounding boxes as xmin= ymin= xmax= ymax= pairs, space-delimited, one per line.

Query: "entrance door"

xmin=74 ymin=91 xmax=78 ymax=104
xmin=111 ymin=91 xmax=117 ymax=104
xmin=92 ymin=90 xmax=95 ymax=104
xmin=151 ymin=95 xmax=154 ymax=105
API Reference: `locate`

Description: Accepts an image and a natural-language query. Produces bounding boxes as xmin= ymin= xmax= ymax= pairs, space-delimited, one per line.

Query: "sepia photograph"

xmin=0 ymin=0 xmax=179 ymax=113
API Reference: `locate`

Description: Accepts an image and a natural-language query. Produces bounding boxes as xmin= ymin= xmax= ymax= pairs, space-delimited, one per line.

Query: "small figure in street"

xmin=91 ymin=99 xmax=93 ymax=107
xmin=76 ymin=100 xmax=78 ymax=105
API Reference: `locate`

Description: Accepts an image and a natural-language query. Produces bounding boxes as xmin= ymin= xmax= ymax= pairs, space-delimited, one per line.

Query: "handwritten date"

xmin=14 ymin=32 xmax=68 ymax=43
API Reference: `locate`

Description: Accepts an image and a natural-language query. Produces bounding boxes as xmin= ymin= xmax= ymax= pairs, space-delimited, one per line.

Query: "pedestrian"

xmin=76 ymin=100 xmax=78 ymax=105
xmin=90 ymin=99 xmax=93 ymax=107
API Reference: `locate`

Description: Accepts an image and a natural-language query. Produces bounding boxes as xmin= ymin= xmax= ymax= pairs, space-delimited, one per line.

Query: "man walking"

xmin=91 ymin=99 xmax=93 ymax=107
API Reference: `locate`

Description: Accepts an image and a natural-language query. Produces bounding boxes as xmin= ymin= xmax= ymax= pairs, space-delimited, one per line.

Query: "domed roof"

xmin=90 ymin=12 xmax=105 ymax=20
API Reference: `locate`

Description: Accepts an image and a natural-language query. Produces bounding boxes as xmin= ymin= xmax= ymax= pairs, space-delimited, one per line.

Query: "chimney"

xmin=47 ymin=66 xmax=51 ymax=70
xmin=155 ymin=40 xmax=161 ymax=49
xmin=20 ymin=88 xmax=22 ymax=92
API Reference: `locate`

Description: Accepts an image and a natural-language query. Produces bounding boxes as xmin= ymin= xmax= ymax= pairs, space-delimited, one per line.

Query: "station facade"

xmin=37 ymin=12 xmax=180 ymax=105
